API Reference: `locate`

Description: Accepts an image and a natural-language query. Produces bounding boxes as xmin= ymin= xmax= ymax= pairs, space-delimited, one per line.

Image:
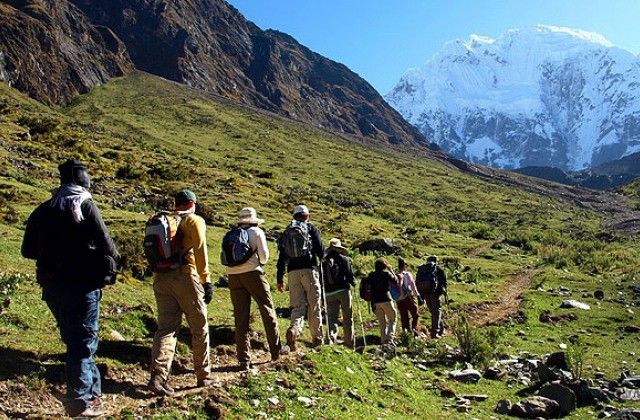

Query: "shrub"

xmin=116 ymin=164 xmax=144 ymax=180
xmin=567 ymin=335 xmax=588 ymax=381
xmin=16 ymin=114 xmax=60 ymax=135
xmin=504 ymin=230 xmax=534 ymax=251
xmin=465 ymin=222 xmax=496 ymax=240
xmin=453 ymin=314 xmax=494 ymax=369
xmin=113 ymin=233 xmax=147 ymax=279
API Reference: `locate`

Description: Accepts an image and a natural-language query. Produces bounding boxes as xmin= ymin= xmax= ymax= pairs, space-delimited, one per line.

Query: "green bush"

xmin=453 ymin=315 xmax=494 ymax=369
xmin=116 ymin=164 xmax=144 ymax=180
xmin=465 ymin=222 xmax=496 ymax=240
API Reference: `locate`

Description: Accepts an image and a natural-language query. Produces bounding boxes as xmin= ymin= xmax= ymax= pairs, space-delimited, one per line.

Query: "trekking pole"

xmin=354 ymin=285 xmax=367 ymax=348
xmin=319 ymin=261 xmax=331 ymax=345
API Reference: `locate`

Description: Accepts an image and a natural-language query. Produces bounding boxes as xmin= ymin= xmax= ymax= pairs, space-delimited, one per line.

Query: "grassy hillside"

xmin=0 ymin=73 xmax=638 ymax=418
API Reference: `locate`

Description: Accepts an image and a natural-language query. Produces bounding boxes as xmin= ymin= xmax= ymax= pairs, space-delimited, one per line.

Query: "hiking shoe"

xmin=197 ymin=376 xmax=222 ymax=387
xmin=76 ymin=405 xmax=106 ymax=417
xmin=286 ymin=329 xmax=297 ymax=352
xmin=310 ymin=339 xmax=323 ymax=349
xmin=148 ymin=376 xmax=175 ymax=397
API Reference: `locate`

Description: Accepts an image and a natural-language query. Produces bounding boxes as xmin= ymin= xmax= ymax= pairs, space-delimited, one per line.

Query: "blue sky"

xmin=227 ymin=0 xmax=640 ymax=94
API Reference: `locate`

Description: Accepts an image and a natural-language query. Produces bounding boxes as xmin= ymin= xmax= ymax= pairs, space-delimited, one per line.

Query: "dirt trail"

xmin=453 ymin=269 xmax=542 ymax=328
xmin=466 ymin=237 xmax=505 ymax=258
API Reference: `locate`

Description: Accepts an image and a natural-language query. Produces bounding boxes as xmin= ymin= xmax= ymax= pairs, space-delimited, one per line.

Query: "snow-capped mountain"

xmin=386 ymin=25 xmax=640 ymax=171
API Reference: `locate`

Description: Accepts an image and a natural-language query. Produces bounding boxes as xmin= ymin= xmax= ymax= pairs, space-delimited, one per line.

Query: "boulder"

xmin=537 ymin=364 xmax=560 ymax=383
xmin=621 ymin=376 xmax=640 ymax=388
xmin=539 ymin=383 xmax=577 ymax=416
xmin=510 ymin=396 xmax=560 ymax=418
xmin=546 ymin=352 xmax=569 ymax=370
xmin=355 ymin=238 xmax=399 ymax=254
xmin=561 ymin=300 xmax=591 ymax=310
xmin=484 ymin=366 xmax=506 ymax=380
xmin=449 ymin=368 xmax=482 ymax=383
xmin=613 ymin=409 xmax=640 ymax=419
xmin=495 ymin=399 xmax=512 ymax=415
xmin=594 ymin=290 xmax=605 ymax=300
xmin=617 ymin=388 xmax=640 ymax=401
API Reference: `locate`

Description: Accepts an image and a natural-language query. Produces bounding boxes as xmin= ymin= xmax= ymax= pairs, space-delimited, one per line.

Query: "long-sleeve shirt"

xmin=397 ymin=270 xmax=419 ymax=301
xmin=225 ymin=226 xmax=269 ymax=275
xmin=322 ymin=250 xmax=355 ymax=295
xmin=370 ymin=269 xmax=395 ymax=304
xmin=276 ymin=222 xmax=324 ymax=284
xmin=177 ymin=213 xmax=211 ymax=284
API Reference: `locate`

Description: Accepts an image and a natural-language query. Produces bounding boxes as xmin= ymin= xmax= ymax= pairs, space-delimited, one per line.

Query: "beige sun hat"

xmin=237 ymin=207 xmax=265 ymax=225
xmin=328 ymin=237 xmax=346 ymax=251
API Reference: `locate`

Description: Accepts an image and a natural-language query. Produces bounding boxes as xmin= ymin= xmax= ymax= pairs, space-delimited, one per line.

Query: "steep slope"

xmin=386 ymin=25 xmax=640 ymax=170
xmin=0 ymin=0 xmax=132 ymax=105
xmin=0 ymin=0 xmax=425 ymax=146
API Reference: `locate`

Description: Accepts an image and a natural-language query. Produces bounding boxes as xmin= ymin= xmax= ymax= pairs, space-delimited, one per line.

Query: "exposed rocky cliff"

xmin=0 ymin=0 xmax=132 ymax=105
xmin=0 ymin=0 xmax=425 ymax=146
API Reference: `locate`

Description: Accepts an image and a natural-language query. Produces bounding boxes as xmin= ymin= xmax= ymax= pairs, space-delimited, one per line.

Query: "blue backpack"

xmin=220 ymin=227 xmax=255 ymax=266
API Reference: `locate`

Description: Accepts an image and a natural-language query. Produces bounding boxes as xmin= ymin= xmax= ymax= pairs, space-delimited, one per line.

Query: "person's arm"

xmin=21 ymin=204 xmax=43 ymax=260
xmin=255 ymin=228 xmax=269 ymax=265
xmin=345 ymin=257 xmax=355 ymax=287
xmin=310 ymin=224 xmax=324 ymax=260
xmin=183 ymin=216 xmax=211 ymax=284
xmin=276 ymin=241 xmax=287 ymax=285
xmin=82 ymin=200 xmax=119 ymax=259
xmin=439 ymin=267 xmax=447 ymax=289
xmin=407 ymin=272 xmax=419 ymax=296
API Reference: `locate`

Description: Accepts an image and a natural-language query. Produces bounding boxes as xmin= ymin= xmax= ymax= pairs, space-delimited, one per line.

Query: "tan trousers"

xmin=288 ymin=268 xmax=323 ymax=343
xmin=326 ymin=289 xmax=354 ymax=348
xmin=151 ymin=270 xmax=210 ymax=381
xmin=374 ymin=301 xmax=397 ymax=344
xmin=228 ymin=270 xmax=281 ymax=363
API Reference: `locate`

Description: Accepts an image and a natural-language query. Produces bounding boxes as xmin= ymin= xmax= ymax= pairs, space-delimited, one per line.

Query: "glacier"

xmin=386 ymin=25 xmax=640 ymax=171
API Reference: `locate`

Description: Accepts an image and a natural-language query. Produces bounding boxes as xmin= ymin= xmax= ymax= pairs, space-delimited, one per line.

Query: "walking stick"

xmin=319 ymin=261 xmax=331 ymax=345
xmin=354 ymin=285 xmax=367 ymax=348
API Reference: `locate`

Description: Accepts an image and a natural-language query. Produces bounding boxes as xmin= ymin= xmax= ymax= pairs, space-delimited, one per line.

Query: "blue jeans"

xmin=43 ymin=287 xmax=101 ymax=414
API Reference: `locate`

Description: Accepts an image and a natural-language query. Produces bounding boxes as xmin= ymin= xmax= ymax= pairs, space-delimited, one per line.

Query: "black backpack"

xmin=416 ymin=263 xmax=438 ymax=294
xmin=220 ymin=227 xmax=255 ymax=266
xmin=279 ymin=221 xmax=312 ymax=258
xmin=359 ymin=274 xmax=373 ymax=302
xmin=322 ymin=256 xmax=343 ymax=288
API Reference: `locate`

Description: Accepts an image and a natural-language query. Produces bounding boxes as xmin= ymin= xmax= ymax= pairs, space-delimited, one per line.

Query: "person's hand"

xmin=203 ymin=283 xmax=214 ymax=304
xmin=277 ymin=283 xmax=286 ymax=293
xmin=418 ymin=296 xmax=425 ymax=306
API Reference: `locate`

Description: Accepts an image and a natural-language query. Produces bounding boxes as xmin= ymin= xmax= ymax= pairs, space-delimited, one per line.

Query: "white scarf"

xmin=51 ymin=184 xmax=92 ymax=223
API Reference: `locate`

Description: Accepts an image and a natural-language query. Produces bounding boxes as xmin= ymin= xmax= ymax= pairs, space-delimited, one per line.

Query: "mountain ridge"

xmin=386 ymin=25 xmax=640 ymax=171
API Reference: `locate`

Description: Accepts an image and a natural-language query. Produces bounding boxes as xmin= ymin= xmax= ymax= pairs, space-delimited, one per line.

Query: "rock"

xmin=539 ymin=383 xmax=577 ymax=416
xmin=449 ymin=368 xmax=482 ymax=383
xmin=484 ymin=366 xmax=505 ymax=380
xmin=510 ymin=396 xmax=559 ymax=418
xmin=297 ymin=396 xmax=314 ymax=407
xmin=613 ymin=409 xmax=640 ymax=419
xmin=537 ymin=364 xmax=560 ymax=383
xmin=250 ymin=399 xmax=260 ymax=407
xmin=621 ymin=325 xmax=640 ymax=333
xmin=594 ymin=290 xmax=605 ymax=300
xmin=621 ymin=376 xmax=640 ymax=388
xmin=355 ymin=238 xmax=400 ymax=254
xmin=559 ymin=343 xmax=568 ymax=350
xmin=561 ymin=299 xmax=591 ymax=310
xmin=463 ymin=394 xmax=489 ymax=401
xmin=109 ymin=329 xmax=126 ymax=341
xmin=617 ymin=388 xmax=640 ymax=401
xmin=495 ymin=399 xmax=512 ymax=415
xmin=346 ymin=389 xmax=364 ymax=402
xmin=546 ymin=352 xmax=569 ymax=370
xmin=440 ymin=388 xmax=456 ymax=398
xmin=267 ymin=396 xmax=280 ymax=406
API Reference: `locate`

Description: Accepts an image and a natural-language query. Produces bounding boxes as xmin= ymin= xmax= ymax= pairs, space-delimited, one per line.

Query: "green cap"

xmin=174 ymin=189 xmax=197 ymax=206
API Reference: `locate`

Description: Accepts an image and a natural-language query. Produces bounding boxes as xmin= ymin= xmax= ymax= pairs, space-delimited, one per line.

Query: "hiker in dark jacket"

xmin=416 ymin=255 xmax=447 ymax=338
xmin=367 ymin=257 xmax=397 ymax=345
xmin=322 ymin=238 xmax=355 ymax=348
xmin=21 ymin=159 xmax=119 ymax=418
xmin=396 ymin=258 xmax=422 ymax=335
xmin=276 ymin=205 xmax=325 ymax=350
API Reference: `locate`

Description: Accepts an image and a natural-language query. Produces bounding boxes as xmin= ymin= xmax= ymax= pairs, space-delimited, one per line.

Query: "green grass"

xmin=0 ymin=73 xmax=639 ymax=417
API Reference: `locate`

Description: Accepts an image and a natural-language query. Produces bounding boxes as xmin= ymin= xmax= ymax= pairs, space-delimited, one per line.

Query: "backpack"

xmin=220 ymin=227 xmax=255 ymax=266
xmin=143 ymin=212 xmax=184 ymax=273
xmin=359 ymin=274 xmax=373 ymax=302
xmin=280 ymin=221 xmax=312 ymax=259
xmin=322 ymin=256 xmax=342 ymax=288
xmin=389 ymin=272 xmax=403 ymax=301
xmin=416 ymin=263 xmax=438 ymax=294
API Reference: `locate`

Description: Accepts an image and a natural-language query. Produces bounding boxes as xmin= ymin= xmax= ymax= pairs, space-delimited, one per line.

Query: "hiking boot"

xmin=148 ymin=376 xmax=175 ymax=397
xmin=76 ymin=405 xmax=106 ymax=418
xmin=286 ymin=328 xmax=297 ymax=352
xmin=310 ymin=338 xmax=323 ymax=348
xmin=197 ymin=376 xmax=222 ymax=387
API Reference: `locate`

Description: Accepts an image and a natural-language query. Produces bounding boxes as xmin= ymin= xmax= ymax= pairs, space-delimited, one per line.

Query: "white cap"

xmin=293 ymin=205 xmax=309 ymax=216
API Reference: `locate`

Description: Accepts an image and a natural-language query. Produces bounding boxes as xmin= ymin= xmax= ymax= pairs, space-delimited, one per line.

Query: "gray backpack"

xmin=280 ymin=221 xmax=311 ymax=258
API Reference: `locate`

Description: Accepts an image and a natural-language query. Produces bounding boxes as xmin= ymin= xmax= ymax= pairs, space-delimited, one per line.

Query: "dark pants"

xmin=425 ymin=293 xmax=443 ymax=337
xmin=43 ymin=287 xmax=101 ymax=415
xmin=396 ymin=296 xmax=419 ymax=333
